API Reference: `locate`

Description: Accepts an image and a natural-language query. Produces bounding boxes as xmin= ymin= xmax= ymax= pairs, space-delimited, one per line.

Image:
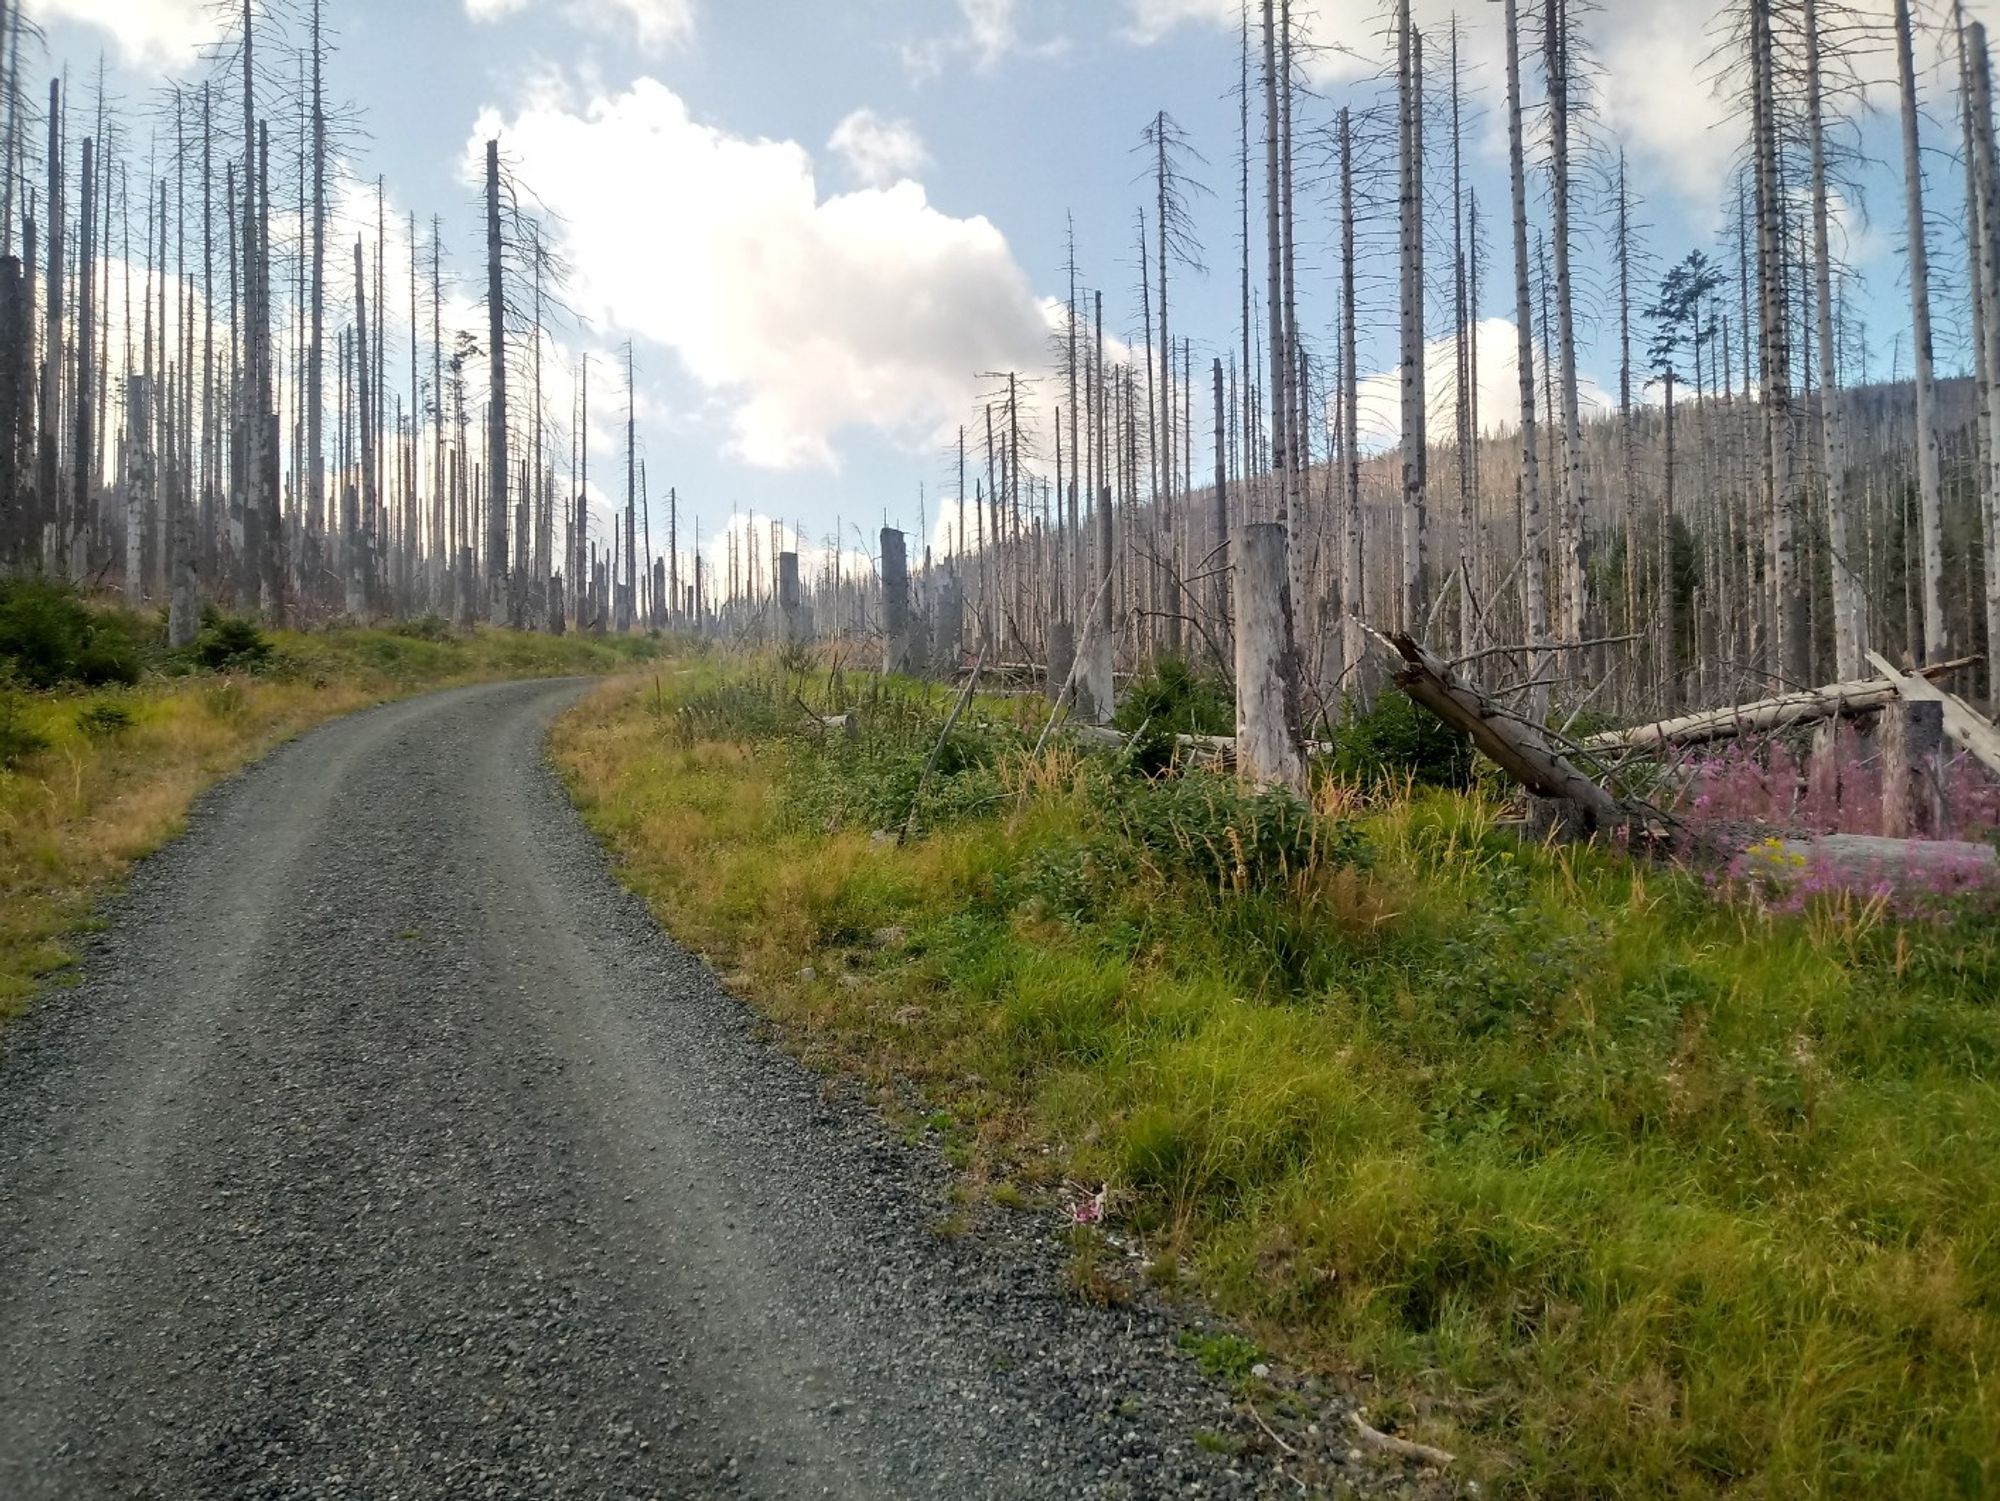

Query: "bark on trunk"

xmin=1894 ymin=0 xmax=1949 ymax=660
xmin=1234 ymin=520 xmax=1307 ymax=793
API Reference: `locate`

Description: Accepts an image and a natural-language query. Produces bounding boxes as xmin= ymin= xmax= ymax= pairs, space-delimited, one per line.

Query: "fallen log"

xmin=1764 ymin=835 xmax=1999 ymax=890
xmin=1370 ymin=627 xmax=1636 ymax=833
xmin=1581 ymin=656 xmax=1982 ymax=752
xmin=1866 ymin=651 xmax=2000 ymax=781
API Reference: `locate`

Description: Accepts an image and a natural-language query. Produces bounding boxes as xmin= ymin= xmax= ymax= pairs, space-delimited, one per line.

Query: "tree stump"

xmin=1806 ymin=717 xmax=1844 ymax=815
xmin=880 ymin=526 xmax=909 ymax=676
xmin=1232 ymin=522 xmax=1307 ymax=794
xmin=1880 ymin=699 xmax=1945 ymax=838
xmin=777 ymin=550 xmax=801 ymax=645
xmin=1045 ymin=620 xmax=1075 ymax=704
xmin=933 ymin=574 xmax=964 ymax=675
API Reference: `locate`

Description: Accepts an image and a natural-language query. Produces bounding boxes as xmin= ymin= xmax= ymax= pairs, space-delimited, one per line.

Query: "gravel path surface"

xmin=0 ymin=678 xmax=1382 ymax=1500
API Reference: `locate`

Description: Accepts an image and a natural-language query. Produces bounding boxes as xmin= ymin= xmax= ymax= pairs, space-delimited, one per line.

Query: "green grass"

xmin=552 ymin=658 xmax=2000 ymax=1499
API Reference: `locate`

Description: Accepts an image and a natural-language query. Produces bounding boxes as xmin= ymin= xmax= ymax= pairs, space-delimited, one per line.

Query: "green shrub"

xmin=1113 ymin=657 xmax=1233 ymax=775
xmin=0 ymin=687 xmax=48 ymax=766
xmin=75 ymin=701 xmax=133 ymax=738
xmin=0 ymin=577 xmax=146 ymax=688
xmin=186 ymin=612 xmax=273 ymax=672
xmin=1109 ymin=770 xmax=1363 ymax=894
xmin=388 ymin=614 xmax=455 ymax=642
xmin=1329 ymin=690 xmax=1472 ymax=790
xmin=670 ymin=675 xmax=802 ymax=747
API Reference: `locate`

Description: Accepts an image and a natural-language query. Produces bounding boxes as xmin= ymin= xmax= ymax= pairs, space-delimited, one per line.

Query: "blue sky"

xmin=26 ymin=0 xmax=2000 ymax=568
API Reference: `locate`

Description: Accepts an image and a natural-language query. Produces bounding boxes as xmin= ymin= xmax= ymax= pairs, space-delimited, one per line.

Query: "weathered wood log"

xmin=1769 ymin=835 xmax=1998 ymax=887
xmin=1582 ymin=656 xmax=1982 ymax=752
xmin=1866 ymin=650 xmax=2000 ymax=780
xmin=1879 ymin=699 xmax=1946 ymax=838
xmin=1370 ymin=625 xmax=1631 ymax=831
xmin=1065 ymin=724 xmax=1223 ymax=767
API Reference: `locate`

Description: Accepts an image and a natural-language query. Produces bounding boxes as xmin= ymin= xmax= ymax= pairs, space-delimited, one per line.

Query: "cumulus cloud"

xmin=1350 ymin=316 xmax=1614 ymax=454
xmin=827 ymin=109 xmax=930 ymax=188
xmin=903 ymin=0 xmax=1068 ymax=82
xmin=1118 ymin=0 xmax=1996 ymax=197
xmin=464 ymin=0 xmax=695 ymax=55
xmin=468 ymin=77 xmax=1049 ymax=472
xmin=26 ymin=0 xmax=209 ymax=66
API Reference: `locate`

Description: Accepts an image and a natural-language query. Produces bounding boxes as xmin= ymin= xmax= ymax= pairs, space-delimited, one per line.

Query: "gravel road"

xmin=0 ymin=678 xmax=1354 ymax=1500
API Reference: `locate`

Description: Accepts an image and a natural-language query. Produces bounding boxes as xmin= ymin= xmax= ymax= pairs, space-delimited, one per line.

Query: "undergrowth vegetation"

xmin=554 ymin=653 xmax=2000 ymax=1500
xmin=0 ymin=579 xmax=660 ymax=1018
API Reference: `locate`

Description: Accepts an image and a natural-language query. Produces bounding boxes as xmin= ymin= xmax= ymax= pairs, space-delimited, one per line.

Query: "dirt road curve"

xmin=0 ymin=679 xmax=1283 ymax=1500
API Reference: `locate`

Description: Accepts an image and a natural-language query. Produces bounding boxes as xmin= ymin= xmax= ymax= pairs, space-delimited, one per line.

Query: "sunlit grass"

xmin=552 ymin=664 xmax=2000 ymax=1498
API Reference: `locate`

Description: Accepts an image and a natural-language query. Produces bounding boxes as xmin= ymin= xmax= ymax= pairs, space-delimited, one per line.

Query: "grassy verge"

xmin=553 ymin=658 xmax=2000 ymax=1499
xmin=1 ymin=613 xmax=656 ymax=1019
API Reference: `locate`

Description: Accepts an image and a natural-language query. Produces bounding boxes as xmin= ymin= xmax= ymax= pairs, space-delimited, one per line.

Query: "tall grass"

xmin=554 ymin=662 xmax=2000 ymax=1499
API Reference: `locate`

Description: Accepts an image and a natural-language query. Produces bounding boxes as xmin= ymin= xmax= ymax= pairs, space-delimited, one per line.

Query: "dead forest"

xmin=2 ymin=0 xmax=1999 ymax=829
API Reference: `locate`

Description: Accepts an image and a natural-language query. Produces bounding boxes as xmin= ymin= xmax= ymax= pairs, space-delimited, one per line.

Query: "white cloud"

xmin=1122 ymin=0 xmax=1234 ymax=47
xmin=468 ymin=77 xmax=1049 ymax=472
xmin=1591 ymin=4 xmax=1733 ymax=207
xmin=1120 ymin=0 xmax=1395 ymax=86
xmin=903 ymin=0 xmax=1068 ymax=81
xmin=827 ymin=109 xmax=930 ymax=189
xmin=1351 ymin=316 xmax=1614 ymax=453
xmin=1115 ymin=0 xmax=2000 ymax=203
xmin=25 ymin=0 xmax=209 ymax=66
xmin=464 ymin=0 xmax=695 ymax=55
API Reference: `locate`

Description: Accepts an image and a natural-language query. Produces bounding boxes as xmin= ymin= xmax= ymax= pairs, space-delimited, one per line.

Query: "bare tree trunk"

xmin=1339 ymin=107 xmax=1364 ymax=684
xmin=1614 ymin=152 xmax=1638 ymax=691
xmin=1546 ymin=0 xmax=1587 ymax=650
xmin=255 ymin=127 xmax=283 ymax=622
xmin=1452 ymin=26 xmax=1475 ymax=661
xmin=1155 ymin=113 xmax=1175 ymax=654
xmin=1894 ymin=0 xmax=1948 ymax=661
xmin=1261 ymin=0 xmax=1287 ymax=525
xmin=39 ymin=79 xmax=62 ymax=571
xmin=1279 ymin=0 xmax=1302 ymax=543
xmin=1065 ymin=218 xmax=1081 ymax=622
xmin=1806 ymin=0 xmax=1863 ymax=679
xmin=1398 ymin=0 xmax=1427 ymax=632
xmin=1504 ymin=0 xmax=1549 ymax=719
xmin=1234 ymin=520 xmax=1307 ymax=792
xmin=73 ymin=137 xmax=94 ymax=574
xmin=485 ymin=137 xmax=509 ymax=625
xmin=1661 ymin=371 xmax=1679 ymax=706
xmin=1971 ymin=22 xmax=2000 ymax=708
xmin=623 ymin=343 xmax=637 ymax=632
xmin=351 ymin=238 xmax=371 ymax=618
xmin=1753 ymin=0 xmax=1806 ymax=682
xmin=306 ymin=0 xmax=325 ymax=554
